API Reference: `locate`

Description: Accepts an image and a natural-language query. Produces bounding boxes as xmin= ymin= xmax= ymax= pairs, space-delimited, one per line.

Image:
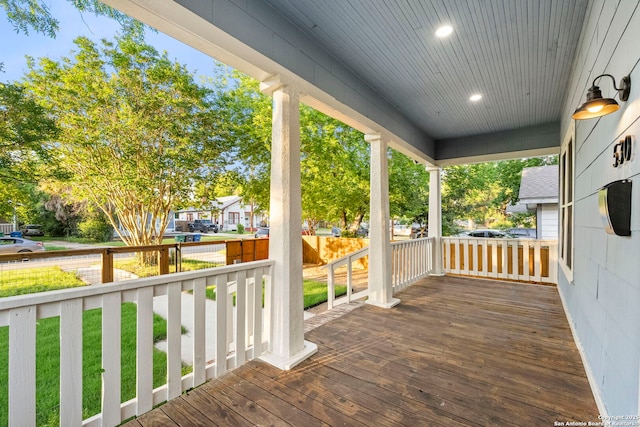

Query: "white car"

xmin=0 ymin=237 xmax=45 ymax=254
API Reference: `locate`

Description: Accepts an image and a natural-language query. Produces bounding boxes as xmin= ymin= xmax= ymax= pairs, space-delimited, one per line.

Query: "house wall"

xmin=218 ymin=201 xmax=266 ymax=232
xmin=559 ymin=0 xmax=640 ymax=416
xmin=538 ymin=204 xmax=558 ymax=240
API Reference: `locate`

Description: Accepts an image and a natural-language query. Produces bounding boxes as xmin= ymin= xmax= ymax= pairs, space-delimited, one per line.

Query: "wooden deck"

xmin=124 ymin=276 xmax=599 ymax=426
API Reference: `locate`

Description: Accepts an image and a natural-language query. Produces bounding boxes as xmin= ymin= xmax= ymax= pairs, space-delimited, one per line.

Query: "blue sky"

xmin=0 ymin=1 xmax=218 ymax=82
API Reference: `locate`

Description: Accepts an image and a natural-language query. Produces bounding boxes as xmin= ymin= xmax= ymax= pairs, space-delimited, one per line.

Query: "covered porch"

xmin=124 ymin=275 xmax=598 ymax=426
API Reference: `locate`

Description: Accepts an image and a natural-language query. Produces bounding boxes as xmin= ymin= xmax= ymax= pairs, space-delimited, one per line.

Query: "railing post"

xmin=346 ymin=256 xmax=353 ymax=302
xmin=101 ymin=249 xmax=114 ymax=284
xmin=327 ymin=265 xmax=335 ymax=310
xmin=427 ymin=167 xmax=444 ymax=276
xmin=159 ymin=247 xmax=170 ymax=275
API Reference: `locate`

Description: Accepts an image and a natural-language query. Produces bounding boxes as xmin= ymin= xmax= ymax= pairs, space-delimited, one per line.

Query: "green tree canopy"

xmin=1 ymin=0 xmax=143 ymax=38
xmin=441 ymin=156 xmax=557 ymax=233
xmin=24 ymin=35 xmax=230 ymax=245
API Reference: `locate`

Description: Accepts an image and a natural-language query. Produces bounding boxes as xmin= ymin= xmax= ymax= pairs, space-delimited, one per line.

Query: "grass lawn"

xmin=0 ymin=267 xmax=87 ymax=297
xmin=0 ymin=303 xmax=185 ymax=427
xmin=113 ymin=257 xmax=222 ymax=278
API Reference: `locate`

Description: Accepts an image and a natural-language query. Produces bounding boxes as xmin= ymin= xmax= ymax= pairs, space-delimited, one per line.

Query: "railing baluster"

xmin=327 ymin=264 xmax=335 ymax=310
xmin=60 ymin=299 xmax=83 ymax=426
xmin=136 ymin=287 xmax=154 ymax=415
xmin=533 ymin=241 xmax=542 ymax=281
xmin=511 ymin=241 xmax=519 ymax=280
xmin=9 ymin=306 xmax=36 ymax=427
xmin=253 ymin=267 xmax=263 ymax=357
xmin=501 ymin=240 xmax=509 ymax=279
xmin=215 ymin=273 xmax=228 ymax=377
xmin=166 ymin=281 xmax=182 ymax=399
xmin=102 ymin=293 xmax=122 ymax=427
xmin=235 ymin=270 xmax=247 ymax=367
xmin=192 ymin=277 xmax=206 ymax=386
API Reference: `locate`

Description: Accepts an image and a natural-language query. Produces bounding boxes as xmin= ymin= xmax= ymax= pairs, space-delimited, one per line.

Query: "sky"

xmin=0 ymin=1 xmax=219 ymax=83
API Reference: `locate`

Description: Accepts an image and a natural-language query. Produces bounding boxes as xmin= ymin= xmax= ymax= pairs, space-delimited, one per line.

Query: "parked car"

xmin=355 ymin=226 xmax=369 ymax=238
xmin=410 ymin=224 xmax=428 ymax=239
xmin=21 ymin=224 xmax=44 ymax=237
xmin=457 ymin=229 xmax=515 ymax=238
xmin=331 ymin=227 xmax=342 ymax=237
xmin=188 ymin=219 xmax=218 ymax=233
xmin=505 ymin=228 xmax=537 ymax=238
xmin=254 ymin=227 xmax=269 ymax=238
xmin=0 ymin=237 xmax=45 ymax=254
xmin=393 ymin=224 xmax=411 ymax=236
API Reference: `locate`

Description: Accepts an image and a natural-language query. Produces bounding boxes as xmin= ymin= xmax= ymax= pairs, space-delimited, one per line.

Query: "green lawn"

xmin=0 ymin=267 xmax=87 ymax=297
xmin=0 ymin=303 xmax=186 ymax=427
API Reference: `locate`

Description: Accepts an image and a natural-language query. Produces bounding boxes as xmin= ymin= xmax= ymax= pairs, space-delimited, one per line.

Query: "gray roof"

xmin=518 ymin=165 xmax=559 ymax=202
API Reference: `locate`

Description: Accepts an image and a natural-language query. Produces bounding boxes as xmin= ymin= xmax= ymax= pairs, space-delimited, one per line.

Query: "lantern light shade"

xmin=572 ymin=74 xmax=631 ymax=120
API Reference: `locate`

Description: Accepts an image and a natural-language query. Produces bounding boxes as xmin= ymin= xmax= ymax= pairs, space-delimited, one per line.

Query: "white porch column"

xmin=366 ymin=134 xmax=400 ymax=308
xmin=259 ymin=77 xmax=317 ymax=370
xmin=427 ymin=167 xmax=444 ymax=275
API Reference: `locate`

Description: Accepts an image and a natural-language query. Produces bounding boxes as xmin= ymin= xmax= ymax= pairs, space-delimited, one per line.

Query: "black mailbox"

xmin=598 ymin=180 xmax=632 ymax=236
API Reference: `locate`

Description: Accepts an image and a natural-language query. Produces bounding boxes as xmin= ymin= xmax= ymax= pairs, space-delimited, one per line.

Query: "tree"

xmin=388 ymin=149 xmax=430 ymax=225
xmin=0 ymin=81 xmax=59 ymax=221
xmin=441 ymin=156 xmax=558 ymax=233
xmin=24 ymin=35 xmax=230 ymax=246
xmin=1 ymin=0 xmax=143 ymax=38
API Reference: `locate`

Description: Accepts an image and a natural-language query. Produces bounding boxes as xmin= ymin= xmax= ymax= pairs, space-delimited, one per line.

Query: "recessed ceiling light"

xmin=435 ymin=25 xmax=453 ymax=38
xmin=470 ymin=94 xmax=482 ymax=102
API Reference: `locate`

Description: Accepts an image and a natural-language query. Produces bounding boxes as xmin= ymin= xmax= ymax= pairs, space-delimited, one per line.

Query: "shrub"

xmin=78 ymin=217 xmax=112 ymax=242
xmin=236 ymin=224 xmax=245 ymax=234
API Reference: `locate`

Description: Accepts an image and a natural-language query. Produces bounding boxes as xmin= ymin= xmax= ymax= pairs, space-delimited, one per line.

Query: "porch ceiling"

xmin=264 ymin=0 xmax=586 ymax=141
xmin=104 ymin=0 xmax=589 ymax=164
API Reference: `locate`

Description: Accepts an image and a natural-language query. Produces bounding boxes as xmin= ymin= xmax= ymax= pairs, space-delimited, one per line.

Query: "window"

xmin=559 ymin=125 xmax=574 ymax=278
xmin=229 ymin=212 xmax=240 ymax=224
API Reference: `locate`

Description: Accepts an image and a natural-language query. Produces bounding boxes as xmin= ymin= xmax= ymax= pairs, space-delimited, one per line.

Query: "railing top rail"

xmin=0 ymin=238 xmax=240 ymax=262
xmin=320 ymin=246 xmax=369 ymax=270
xmin=390 ymin=236 xmax=435 ymax=247
xmin=0 ymin=259 xmax=274 ymax=311
xmin=441 ymin=236 xmax=558 ymax=245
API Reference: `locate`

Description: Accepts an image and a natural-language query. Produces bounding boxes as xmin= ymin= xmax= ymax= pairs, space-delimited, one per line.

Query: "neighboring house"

xmin=0 ymin=218 xmax=14 ymax=235
xmin=176 ymin=196 xmax=267 ymax=232
xmin=512 ymin=165 xmax=559 ymax=240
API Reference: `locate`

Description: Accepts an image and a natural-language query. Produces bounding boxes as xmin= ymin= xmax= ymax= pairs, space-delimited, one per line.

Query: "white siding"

xmin=539 ymin=204 xmax=558 ymax=240
xmin=559 ymin=0 xmax=640 ymax=417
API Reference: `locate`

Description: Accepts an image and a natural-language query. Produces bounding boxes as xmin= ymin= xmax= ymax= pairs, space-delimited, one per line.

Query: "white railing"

xmin=442 ymin=237 xmax=558 ymax=284
xmin=391 ymin=237 xmax=435 ymax=292
xmin=0 ymin=260 xmax=273 ymax=427
xmin=325 ymin=246 xmax=370 ymax=309
xmin=324 ymin=237 xmax=436 ymax=309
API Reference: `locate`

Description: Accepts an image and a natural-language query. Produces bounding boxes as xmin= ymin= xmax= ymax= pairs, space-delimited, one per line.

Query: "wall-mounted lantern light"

xmin=572 ymin=74 xmax=631 ymax=120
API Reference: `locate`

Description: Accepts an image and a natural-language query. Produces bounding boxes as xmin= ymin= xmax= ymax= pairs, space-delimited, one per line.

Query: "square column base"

xmin=366 ymin=297 xmax=401 ymax=309
xmin=259 ymin=340 xmax=318 ymax=370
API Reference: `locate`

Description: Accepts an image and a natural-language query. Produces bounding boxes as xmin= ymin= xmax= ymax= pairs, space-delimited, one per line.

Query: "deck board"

xmin=131 ymin=276 xmax=599 ymax=426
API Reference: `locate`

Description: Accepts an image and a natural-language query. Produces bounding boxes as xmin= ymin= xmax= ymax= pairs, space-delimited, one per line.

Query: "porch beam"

xmin=259 ymin=77 xmax=317 ymax=370
xmin=366 ymin=134 xmax=400 ymax=308
xmin=427 ymin=167 xmax=444 ymax=275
